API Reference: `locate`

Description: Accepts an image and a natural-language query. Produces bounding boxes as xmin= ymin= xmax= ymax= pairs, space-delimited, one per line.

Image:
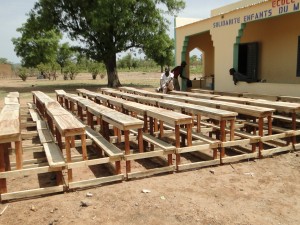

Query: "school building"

xmin=175 ymin=0 xmax=300 ymax=96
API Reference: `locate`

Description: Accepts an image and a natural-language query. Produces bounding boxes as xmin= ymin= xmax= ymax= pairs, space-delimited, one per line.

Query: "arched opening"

xmin=189 ymin=48 xmax=203 ymax=80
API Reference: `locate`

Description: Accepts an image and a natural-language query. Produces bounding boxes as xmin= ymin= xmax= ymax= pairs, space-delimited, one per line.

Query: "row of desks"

xmin=0 ymin=93 xmax=22 ymax=193
xmin=76 ymin=89 xmax=252 ymax=161
xmin=32 ymin=91 xmax=87 ymax=182
xmin=63 ymin=91 xmax=194 ymax=169
xmin=189 ymin=88 xmax=300 ymax=103
xmin=108 ymin=87 xmax=300 ymax=149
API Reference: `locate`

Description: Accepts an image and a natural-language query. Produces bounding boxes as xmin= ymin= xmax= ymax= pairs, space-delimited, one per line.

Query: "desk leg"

xmin=0 ymin=144 xmax=7 ymax=193
xmin=81 ymin=134 xmax=87 ymax=160
xmin=175 ymin=125 xmax=180 ymax=168
xmin=230 ymin=119 xmax=235 ymax=141
xmin=258 ymin=117 xmax=264 ymax=158
xmin=197 ymin=114 xmax=201 ymax=133
xmin=267 ymin=115 xmax=272 ymax=135
xmin=292 ymin=113 xmax=296 ymax=145
xmin=186 ymin=124 xmax=192 ymax=147
xmin=149 ymin=117 xmax=154 ymax=151
xmin=4 ymin=143 xmax=11 ymax=171
xmin=78 ymin=105 xmax=83 ymax=121
xmin=154 ymin=118 xmax=158 ymax=132
xmin=103 ymin=121 xmax=110 ymax=140
xmin=143 ymin=115 xmax=148 ymax=149
xmin=124 ymin=130 xmax=131 ymax=175
xmin=220 ymin=120 xmax=226 ymax=160
xmin=56 ymin=129 xmax=63 ymax=150
xmin=65 ymin=136 xmax=73 ymax=182
xmin=138 ymin=128 xmax=144 ymax=153
xmin=15 ymin=141 xmax=23 ymax=170
xmin=159 ymin=120 xmax=164 ymax=138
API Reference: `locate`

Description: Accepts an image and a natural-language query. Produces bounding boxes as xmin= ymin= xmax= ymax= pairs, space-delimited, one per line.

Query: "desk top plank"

xmin=146 ymin=108 xmax=192 ymax=126
xmin=53 ymin=114 xmax=85 ymax=136
xmin=248 ymin=99 xmax=300 ymax=113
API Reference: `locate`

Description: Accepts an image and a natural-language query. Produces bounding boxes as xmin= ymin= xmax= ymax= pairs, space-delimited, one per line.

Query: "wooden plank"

xmin=69 ymin=175 xmax=124 ymax=189
xmin=124 ymin=150 xmax=165 ymax=160
xmin=38 ymin=129 xmax=54 ymax=143
xmin=36 ymin=120 xmax=47 ymax=130
xmin=177 ymin=159 xmax=220 ymax=171
xmin=85 ymin=126 xmax=123 ymax=157
xmin=261 ymin=145 xmax=295 ymax=157
xmin=280 ymin=96 xmax=300 ymax=103
xmin=0 ymin=166 xmax=61 ymax=179
xmin=127 ymin=166 xmax=175 ymax=179
xmin=1 ymin=185 xmax=64 ymax=201
xmin=143 ymin=133 xmax=176 ymax=151
xmin=222 ymin=153 xmax=258 ymax=163
xmin=67 ymin=158 xmax=116 ymax=169
xmin=176 ymin=144 xmax=211 ymax=154
xmin=221 ymin=139 xmax=251 ymax=147
xmin=272 ymin=115 xmax=300 ymax=123
xmin=43 ymin=142 xmax=66 ymax=167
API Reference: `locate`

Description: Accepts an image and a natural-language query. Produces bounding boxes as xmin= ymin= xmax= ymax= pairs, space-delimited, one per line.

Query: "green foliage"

xmin=28 ymin=0 xmax=185 ymax=87
xmin=16 ymin=67 xmax=29 ymax=81
xmin=12 ymin=14 xmax=62 ymax=68
xmin=63 ymin=63 xmax=79 ymax=80
xmin=88 ymin=62 xmax=106 ymax=80
xmin=143 ymin=29 xmax=174 ymax=71
xmin=0 ymin=58 xmax=10 ymax=64
xmin=189 ymin=55 xmax=203 ymax=76
xmin=57 ymin=42 xmax=74 ymax=72
xmin=37 ymin=62 xmax=61 ymax=80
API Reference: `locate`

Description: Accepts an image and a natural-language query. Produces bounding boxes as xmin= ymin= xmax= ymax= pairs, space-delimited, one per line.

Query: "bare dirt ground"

xmin=0 ymin=72 xmax=300 ymax=225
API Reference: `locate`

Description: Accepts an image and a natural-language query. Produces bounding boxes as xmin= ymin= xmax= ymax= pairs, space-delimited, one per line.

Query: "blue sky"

xmin=0 ymin=0 xmax=238 ymax=64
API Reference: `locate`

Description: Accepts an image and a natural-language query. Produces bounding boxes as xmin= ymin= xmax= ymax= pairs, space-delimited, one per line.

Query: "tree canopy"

xmin=12 ymin=13 xmax=62 ymax=68
xmin=27 ymin=0 xmax=185 ymax=87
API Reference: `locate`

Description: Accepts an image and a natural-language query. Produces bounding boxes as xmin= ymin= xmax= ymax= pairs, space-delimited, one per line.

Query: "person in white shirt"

xmin=156 ymin=68 xmax=174 ymax=93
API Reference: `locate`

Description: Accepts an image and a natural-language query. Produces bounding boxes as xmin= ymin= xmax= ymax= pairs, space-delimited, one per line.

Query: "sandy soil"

xmin=0 ymin=153 xmax=299 ymax=225
xmin=0 ymin=73 xmax=300 ymax=225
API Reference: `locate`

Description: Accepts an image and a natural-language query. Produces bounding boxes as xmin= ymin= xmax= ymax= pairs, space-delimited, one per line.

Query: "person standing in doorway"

xmin=171 ymin=61 xmax=188 ymax=91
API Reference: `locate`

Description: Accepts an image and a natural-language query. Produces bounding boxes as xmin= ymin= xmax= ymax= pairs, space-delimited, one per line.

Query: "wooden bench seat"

xmin=85 ymin=126 xmax=123 ymax=158
xmin=272 ymin=115 xmax=300 ymax=124
xmin=280 ymin=96 xmax=300 ymax=103
xmin=43 ymin=142 xmax=66 ymax=168
xmin=4 ymin=97 xmax=19 ymax=105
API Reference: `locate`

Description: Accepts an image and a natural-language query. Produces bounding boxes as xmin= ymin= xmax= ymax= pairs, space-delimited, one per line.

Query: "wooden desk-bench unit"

xmin=116 ymin=87 xmax=277 ymax=155
xmin=0 ymin=103 xmax=22 ymax=194
xmin=99 ymin=89 xmax=228 ymax=168
xmin=44 ymin=102 xmax=87 ymax=183
xmin=32 ymin=91 xmax=56 ymax=117
xmin=78 ymin=89 xmax=210 ymax=173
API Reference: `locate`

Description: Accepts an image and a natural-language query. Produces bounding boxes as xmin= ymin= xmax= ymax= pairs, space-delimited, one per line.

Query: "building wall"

xmin=175 ymin=0 xmax=300 ymax=96
xmin=241 ymin=12 xmax=300 ymax=83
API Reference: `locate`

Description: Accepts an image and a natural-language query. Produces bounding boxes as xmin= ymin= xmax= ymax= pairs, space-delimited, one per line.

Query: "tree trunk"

xmin=105 ymin=54 xmax=121 ymax=87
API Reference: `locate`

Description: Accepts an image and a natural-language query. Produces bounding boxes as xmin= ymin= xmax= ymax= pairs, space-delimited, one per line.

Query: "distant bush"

xmin=16 ymin=67 xmax=29 ymax=81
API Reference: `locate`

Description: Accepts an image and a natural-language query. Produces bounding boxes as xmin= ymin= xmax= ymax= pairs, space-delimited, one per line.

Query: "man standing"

xmin=156 ymin=68 xmax=174 ymax=93
xmin=171 ymin=61 xmax=188 ymax=91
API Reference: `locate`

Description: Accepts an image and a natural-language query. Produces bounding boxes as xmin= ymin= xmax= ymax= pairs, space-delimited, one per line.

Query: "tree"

xmin=143 ymin=29 xmax=174 ymax=72
xmin=15 ymin=67 xmax=29 ymax=81
xmin=28 ymin=0 xmax=185 ymax=87
xmin=63 ymin=63 xmax=79 ymax=80
xmin=12 ymin=13 xmax=62 ymax=68
xmin=88 ymin=62 xmax=105 ymax=80
xmin=57 ymin=42 xmax=74 ymax=73
xmin=0 ymin=58 xmax=9 ymax=64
